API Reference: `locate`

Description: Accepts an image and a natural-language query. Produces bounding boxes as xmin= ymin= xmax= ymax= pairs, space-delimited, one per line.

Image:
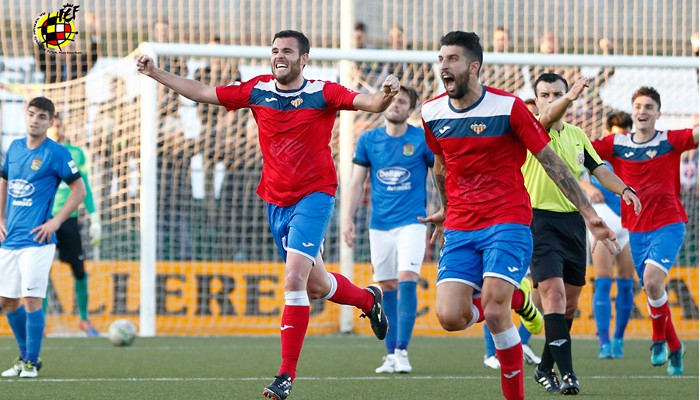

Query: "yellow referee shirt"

xmin=522 ymin=120 xmax=603 ymax=212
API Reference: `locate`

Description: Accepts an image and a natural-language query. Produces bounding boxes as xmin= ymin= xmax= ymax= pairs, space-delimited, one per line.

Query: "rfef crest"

xmin=33 ymin=3 xmax=80 ymax=52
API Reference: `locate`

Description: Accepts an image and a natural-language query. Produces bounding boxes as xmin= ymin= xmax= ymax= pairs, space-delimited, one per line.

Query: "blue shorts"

xmin=267 ymin=192 xmax=335 ymax=263
xmin=437 ymin=224 xmax=532 ymax=295
xmin=629 ymin=222 xmax=685 ymax=287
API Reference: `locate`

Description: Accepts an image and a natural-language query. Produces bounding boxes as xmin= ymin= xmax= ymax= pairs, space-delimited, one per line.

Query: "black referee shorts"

xmin=529 ymin=209 xmax=587 ymax=287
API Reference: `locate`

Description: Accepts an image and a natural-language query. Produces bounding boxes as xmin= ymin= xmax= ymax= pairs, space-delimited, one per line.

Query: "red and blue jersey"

xmin=593 ymin=129 xmax=696 ymax=232
xmin=216 ymin=75 xmax=359 ymax=206
xmin=421 ymin=86 xmax=550 ymax=231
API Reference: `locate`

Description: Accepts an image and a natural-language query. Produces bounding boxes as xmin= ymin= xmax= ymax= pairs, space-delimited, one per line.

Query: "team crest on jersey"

xmin=31 ymin=158 xmax=42 ymax=170
xmin=470 ymin=121 xmax=487 ymax=135
xmin=646 ymin=149 xmax=657 ymax=159
xmin=403 ymin=144 xmax=415 ymax=156
xmin=291 ymin=97 xmax=304 ymax=108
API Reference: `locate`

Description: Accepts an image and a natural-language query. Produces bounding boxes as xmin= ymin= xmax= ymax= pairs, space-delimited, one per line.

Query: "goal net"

xmin=0 ymin=44 xmax=697 ymax=339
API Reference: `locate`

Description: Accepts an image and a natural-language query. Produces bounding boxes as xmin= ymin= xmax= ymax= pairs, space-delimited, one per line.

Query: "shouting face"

xmin=438 ymin=45 xmax=476 ymax=100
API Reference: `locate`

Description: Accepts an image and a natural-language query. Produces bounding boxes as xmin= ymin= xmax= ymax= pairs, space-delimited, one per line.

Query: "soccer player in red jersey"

xmin=593 ymin=86 xmax=699 ymax=376
xmin=419 ymin=31 xmax=618 ymax=400
xmin=137 ymin=30 xmax=400 ymax=400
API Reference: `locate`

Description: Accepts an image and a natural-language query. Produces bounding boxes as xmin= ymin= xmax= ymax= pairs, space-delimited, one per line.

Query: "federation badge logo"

xmin=291 ymin=97 xmax=303 ymax=108
xmin=34 ymin=4 xmax=81 ymax=52
xmin=31 ymin=159 xmax=42 ymax=171
xmin=403 ymin=144 xmax=415 ymax=156
xmin=646 ymin=149 xmax=657 ymax=159
xmin=470 ymin=121 xmax=487 ymax=135
xmin=577 ymin=152 xmax=584 ymax=165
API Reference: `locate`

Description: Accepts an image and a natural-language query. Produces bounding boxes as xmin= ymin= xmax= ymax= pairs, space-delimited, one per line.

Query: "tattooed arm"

xmin=418 ymin=154 xmax=446 ymax=245
xmin=533 ymin=145 xmax=620 ymax=254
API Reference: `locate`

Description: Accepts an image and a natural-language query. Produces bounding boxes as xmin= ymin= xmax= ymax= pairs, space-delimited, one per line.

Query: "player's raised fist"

xmin=382 ymin=74 xmax=400 ymax=96
xmin=136 ymin=54 xmax=156 ymax=75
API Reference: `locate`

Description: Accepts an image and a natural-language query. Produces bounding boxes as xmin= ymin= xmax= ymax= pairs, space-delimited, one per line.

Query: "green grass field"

xmin=0 ymin=335 xmax=696 ymax=399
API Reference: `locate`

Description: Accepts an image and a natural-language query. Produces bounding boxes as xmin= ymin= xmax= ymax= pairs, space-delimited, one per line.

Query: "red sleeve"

xmin=216 ymin=79 xmax=256 ymax=111
xmin=422 ymin=118 xmax=443 ymax=156
xmin=667 ymin=128 xmax=697 ymax=153
xmin=510 ymin=98 xmax=550 ymax=153
xmin=592 ymin=135 xmax=614 ymax=160
xmin=323 ymin=81 xmax=359 ymax=111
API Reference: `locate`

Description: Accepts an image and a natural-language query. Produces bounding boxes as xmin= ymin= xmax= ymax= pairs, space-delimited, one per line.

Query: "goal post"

xmin=0 ymin=43 xmax=697 ymax=339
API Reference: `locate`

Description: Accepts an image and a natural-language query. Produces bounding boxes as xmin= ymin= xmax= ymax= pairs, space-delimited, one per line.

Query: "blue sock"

xmin=382 ymin=289 xmax=397 ymax=354
xmin=6 ymin=306 xmax=27 ymax=361
xmin=396 ymin=281 xmax=417 ymax=350
xmin=518 ymin=322 xmax=532 ymax=345
xmin=594 ymin=277 xmax=613 ymax=345
xmin=483 ymin=323 xmax=496 ymax=357
xmin=25 ymin=309 xmax=45 ymax=364
xmin=614 ymin=278 xmax=634 ymax=339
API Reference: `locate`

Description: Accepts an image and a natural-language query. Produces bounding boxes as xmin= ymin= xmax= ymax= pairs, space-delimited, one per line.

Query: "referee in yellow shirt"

xmin=522 ymin=73 xmax=641 ymax=395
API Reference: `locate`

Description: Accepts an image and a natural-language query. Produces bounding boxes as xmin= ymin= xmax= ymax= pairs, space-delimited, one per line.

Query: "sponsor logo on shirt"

xmin=8 ymin=179 xmax=35 ymax=198
xmin=376 ymin=167 xmax=411 ymax=185
xmin=12 ymin=198 xmax=33 ymax=207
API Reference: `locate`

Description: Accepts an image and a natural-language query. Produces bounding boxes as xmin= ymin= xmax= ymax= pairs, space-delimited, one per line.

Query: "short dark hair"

xmin=273 ymin=30 xmax=310 ymax=56
xmin=440 ymin=31 xmax=483 ymax=69
xmin=632 ymin=86 xmax=661 ymax=111
xmin=524 ymin=98 xmax=536 ymax=106
xmin=534 ymin=73 xmax=569 ymax=95
xmin=400 ymin=85 xmax=419 ymax=109
xmin=354 ymin=21 xmax=367 ymax=32
xmin=27 ymin=96 xmax=55 ymax=118
xmin=606 ymin=111 xmax=633 ymax=131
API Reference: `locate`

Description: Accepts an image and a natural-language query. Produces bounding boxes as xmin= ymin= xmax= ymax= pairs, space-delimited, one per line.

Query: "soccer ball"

xmin=108 ymin=319 xmax=137 ymax=347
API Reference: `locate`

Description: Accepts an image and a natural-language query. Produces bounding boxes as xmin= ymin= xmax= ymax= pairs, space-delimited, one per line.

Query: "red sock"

xmin=648 ymin=301 xmax=669 ymax=342
xmin=328 ymin=272 xmax=374 ymax=313
xmin=278 ymin=305 xmax=309 ymax=380
xmin=511 ymin=289 xmax=524 ymax=310
xmin=472 ymin=297 xmax=485 ymax=323
xmin=665 ymin=312 xmax=682 ymax=352
xmin=496 ymin=344 xmax=525 ymax=400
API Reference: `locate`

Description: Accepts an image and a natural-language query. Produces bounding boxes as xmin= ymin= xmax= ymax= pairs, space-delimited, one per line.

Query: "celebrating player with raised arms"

xmin=137 ymin=30 xmax=400 ymax=400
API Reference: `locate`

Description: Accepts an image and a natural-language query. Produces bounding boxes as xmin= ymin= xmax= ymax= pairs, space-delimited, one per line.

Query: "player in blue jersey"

xmin=0 ymin=97 xmax=86 ymax=378
xmin=343 ymin=85 xmax=433 ymax=374
xmin=579 ymin=111 xmax=636 ymax=359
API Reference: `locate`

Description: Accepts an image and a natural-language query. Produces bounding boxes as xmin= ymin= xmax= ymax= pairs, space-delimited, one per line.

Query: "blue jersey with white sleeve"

xmin=353 ymin=125 xmax=434 ymax=230
xmin=2 ymin=138 xmax=81 ymax=249
xmin=590 ymin=160 xmax=621 ymax=216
